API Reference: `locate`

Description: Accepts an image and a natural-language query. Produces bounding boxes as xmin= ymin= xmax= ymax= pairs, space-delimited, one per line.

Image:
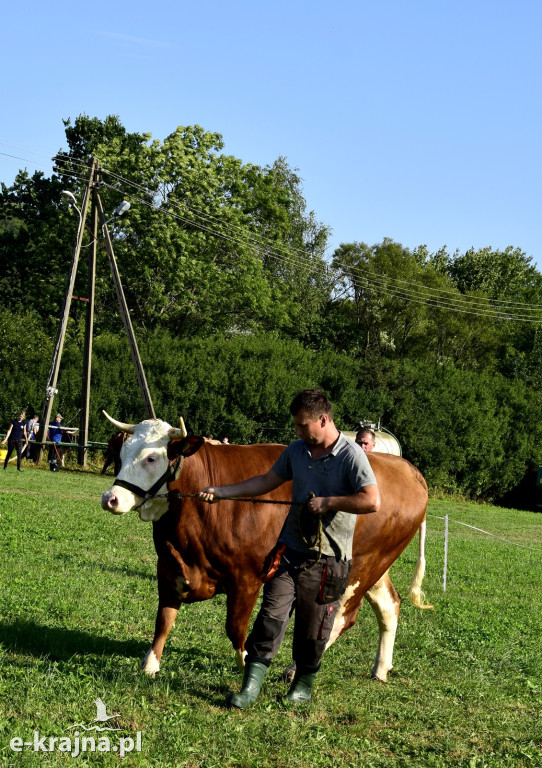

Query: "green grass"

xmin=1 ymin=465 xmax=541 ymax=767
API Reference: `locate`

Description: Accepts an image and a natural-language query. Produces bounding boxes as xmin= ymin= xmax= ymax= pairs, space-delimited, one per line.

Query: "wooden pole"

xmin=95 ymin=192 xmax=156 ymax=419
xmin=37 ymin=157 xmax=155 ymax=465
xmin=36 ymin=160 xmax=97 ymax=463
xmin=77 ymin=176 xmax=99 ymax=465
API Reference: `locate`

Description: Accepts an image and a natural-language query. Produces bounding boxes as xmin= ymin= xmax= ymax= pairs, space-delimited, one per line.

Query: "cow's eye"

xmin=147 ymin=456 xmax=156 ymax=463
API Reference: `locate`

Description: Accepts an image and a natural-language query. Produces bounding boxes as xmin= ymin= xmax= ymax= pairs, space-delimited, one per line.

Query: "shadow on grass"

xmin=53 ymin=551 xmax=156 ymax=584
xmin=0 ymin=619 xmax=148 ymax=662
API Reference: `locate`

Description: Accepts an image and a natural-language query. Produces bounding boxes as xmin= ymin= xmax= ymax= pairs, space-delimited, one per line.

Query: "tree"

xmin=53 ymin=116 xmax=331 ymax=339
xmin=446 ymin=246 xmax=542 ymax=382
xmin=0 ymin=170 xmax=70 ymax=322
xmin=325 ymin=239 xmax=502 ymax=369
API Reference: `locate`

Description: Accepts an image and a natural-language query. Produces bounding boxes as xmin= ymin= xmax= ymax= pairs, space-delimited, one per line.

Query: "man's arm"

xmin=199 ymin=469 xmax=285 ymax=502
xmin=307 ymin=484 xmax=380 ymax=516
xmin=1 ymin=425 xmax=12 ymax=444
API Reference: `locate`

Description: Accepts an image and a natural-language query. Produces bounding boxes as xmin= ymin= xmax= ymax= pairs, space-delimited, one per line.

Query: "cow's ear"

xmin=167 ymin=436 xmax=205 ymax=460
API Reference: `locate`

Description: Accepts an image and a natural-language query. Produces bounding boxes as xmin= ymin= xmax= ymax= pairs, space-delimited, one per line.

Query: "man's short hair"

xmin=356 ymin=428 xmax=376 ymax=442
xmin=289 ymin=389 xmax=334 ymax=420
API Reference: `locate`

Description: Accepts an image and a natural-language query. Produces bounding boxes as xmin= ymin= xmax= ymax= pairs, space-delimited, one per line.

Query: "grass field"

xmin=0 ymin=464 xmax=541 ymax=767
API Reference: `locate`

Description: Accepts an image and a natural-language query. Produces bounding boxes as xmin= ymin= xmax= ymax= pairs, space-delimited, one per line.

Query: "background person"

xmin=355 ymin=427 xmax=376 ymax=453
xmin=2 ymin=411 xmax=28 ymax=471
xmin=199 ymin=389 xmax=380 ymax=709
xmin=47 ymin=413 xmax=65 ymax=467
xmin=24 ymin=413 xmax=39 ymax=461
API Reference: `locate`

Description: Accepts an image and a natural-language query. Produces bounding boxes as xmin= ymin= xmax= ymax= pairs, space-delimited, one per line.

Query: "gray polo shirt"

xmin=272 ymin=432 xmax=377 ymax=560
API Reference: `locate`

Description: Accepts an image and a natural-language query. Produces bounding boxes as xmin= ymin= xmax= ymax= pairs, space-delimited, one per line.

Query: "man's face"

xmin=356 ymin=434 xmax=375 ymax=452
xmin=293 ymin=409 xmax=326 ymax=445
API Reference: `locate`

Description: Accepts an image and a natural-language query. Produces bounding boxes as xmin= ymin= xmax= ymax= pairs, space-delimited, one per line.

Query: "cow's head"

xmin=100 ymin=411 xmax=204 ymax=521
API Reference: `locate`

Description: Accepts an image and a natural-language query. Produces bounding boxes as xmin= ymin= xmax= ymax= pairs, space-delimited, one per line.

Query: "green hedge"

xmin=2 ymin=309 xmax=541 ymax=503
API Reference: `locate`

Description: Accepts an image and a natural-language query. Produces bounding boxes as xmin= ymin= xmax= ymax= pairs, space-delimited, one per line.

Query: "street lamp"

xmin=62 ymin=189 xmax=84 ymax=240
xmin=61 ymin=189 xmax=81 ymax=212
xmin=105 ymin=200 xmax=131 ymax=225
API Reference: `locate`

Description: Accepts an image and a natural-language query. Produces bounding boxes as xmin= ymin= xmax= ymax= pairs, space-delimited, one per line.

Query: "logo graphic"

xmin=68 ymin=698 xmax=121 ymax=732
xmin=10 ymin=697 xmax=142 ymax=757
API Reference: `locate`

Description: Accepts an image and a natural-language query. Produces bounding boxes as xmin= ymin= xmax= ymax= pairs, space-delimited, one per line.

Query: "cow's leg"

xmin=141 ymin=602 xmax=180 ymax=676
xmin=225 ymin=585 xmax=262 ymax=672
xmin=365 ymin=570 xmax=401 ymax=682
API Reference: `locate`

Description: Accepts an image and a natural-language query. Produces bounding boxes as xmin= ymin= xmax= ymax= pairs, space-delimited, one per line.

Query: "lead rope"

xmin=132 ymin=487 xmax=325 ymax=566
xmin=296 ymin=492 xmax=324 ymax=570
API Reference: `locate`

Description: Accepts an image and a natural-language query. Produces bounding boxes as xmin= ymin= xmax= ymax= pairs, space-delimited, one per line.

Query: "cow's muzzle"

xmin=101 ymin=489 xmax=126 ymax=514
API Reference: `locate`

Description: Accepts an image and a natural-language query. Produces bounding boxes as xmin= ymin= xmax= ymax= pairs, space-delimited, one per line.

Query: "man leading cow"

xmin=199 ymin=388 xmax=380 ymax=709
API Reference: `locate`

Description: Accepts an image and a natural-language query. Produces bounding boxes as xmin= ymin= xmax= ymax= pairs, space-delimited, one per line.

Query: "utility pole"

xmin=36 ymin=160 xmax=97 ymax=464
xmin=37 ymin=158 xmax=155 ymax=467
xmin=95 ymin=193 xmax=156 ymax=420
xmin=77 ymin=182 xmax=99 ymax=465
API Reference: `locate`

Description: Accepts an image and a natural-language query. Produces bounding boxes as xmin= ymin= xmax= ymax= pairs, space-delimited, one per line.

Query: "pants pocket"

xmin=317 ymin=603 xmax=337 ymax=640
xmin=317 ymin=559 xmax=352 ymax=604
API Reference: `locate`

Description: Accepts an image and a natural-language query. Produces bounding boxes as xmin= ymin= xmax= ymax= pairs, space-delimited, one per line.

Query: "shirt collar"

xmin=303 ymin=431 xmax=345 ymax=460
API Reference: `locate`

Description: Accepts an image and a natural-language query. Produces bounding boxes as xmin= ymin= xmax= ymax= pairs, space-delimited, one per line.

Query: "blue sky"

xmin=1 ymin=0 xmax=541 ymax=270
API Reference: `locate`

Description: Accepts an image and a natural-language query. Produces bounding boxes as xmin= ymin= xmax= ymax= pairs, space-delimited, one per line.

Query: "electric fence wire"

xmin=6 ymin=146 xmax=542 ymax=323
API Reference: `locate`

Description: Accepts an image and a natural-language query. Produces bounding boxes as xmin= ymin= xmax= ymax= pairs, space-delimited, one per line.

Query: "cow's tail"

xmin=409 ymin=518 xmax=434 ymax=610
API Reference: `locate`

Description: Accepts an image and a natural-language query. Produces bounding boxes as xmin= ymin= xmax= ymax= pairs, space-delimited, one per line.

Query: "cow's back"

xmin=164 ymin=443 xmax=426 ymax=604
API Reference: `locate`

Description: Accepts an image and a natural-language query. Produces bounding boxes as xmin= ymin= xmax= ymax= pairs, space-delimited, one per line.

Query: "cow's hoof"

xmin=370 ymin=668 xmax=390 ymax=683
xmin=140 ymin=649 xmax=160 ymax=677
xmin=235 ymin=648 xmax=247 ymax=673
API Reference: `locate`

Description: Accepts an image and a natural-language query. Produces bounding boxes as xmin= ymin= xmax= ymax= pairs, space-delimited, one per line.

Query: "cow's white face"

xmin=101 ymin=419 xmax=173 ymax=521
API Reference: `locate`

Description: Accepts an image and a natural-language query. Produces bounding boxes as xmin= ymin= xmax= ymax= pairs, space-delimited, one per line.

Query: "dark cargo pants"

xmin=246 ymin=547 xmax=352 ymax=675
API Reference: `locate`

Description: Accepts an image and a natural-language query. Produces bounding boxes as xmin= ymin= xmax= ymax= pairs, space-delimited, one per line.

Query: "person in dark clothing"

xmin=199 ymin=389 xmax=380 ymax=708
xmin=2 ymin=411 xmax=28 ymax=471
xmin=24 ymin=414 xmax=39 ymax=462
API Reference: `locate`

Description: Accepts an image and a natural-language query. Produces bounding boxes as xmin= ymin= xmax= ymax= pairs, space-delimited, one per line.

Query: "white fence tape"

xmin=426 ymin=512 xmax=540 ymax=591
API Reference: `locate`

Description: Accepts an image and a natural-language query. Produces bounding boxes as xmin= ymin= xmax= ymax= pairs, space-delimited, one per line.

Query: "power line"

xmin=95 ymin=166 xmax=542 ymax=323
xmin=334 ymin=257 xmax=542 ymax=310
xmin=5 ymin=149 xmax=542 ymax=323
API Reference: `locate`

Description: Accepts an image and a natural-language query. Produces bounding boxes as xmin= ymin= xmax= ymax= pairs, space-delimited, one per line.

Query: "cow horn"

xmin=102 ymin=410 xmax=136 ymax=434
xmin=168 ymin=416 xmax=187 ymax=440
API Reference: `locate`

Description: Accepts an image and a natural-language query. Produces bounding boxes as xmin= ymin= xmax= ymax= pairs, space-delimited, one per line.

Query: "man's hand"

xmin=307 ymin=496 xmax=329 ymax=516
xmin=307 ymin=486 xmax=381 ymax=516
xmin=198 ymin=487 xmax=221 ymax=503
xmin=198 ymin=470 xmax=284 ymax=505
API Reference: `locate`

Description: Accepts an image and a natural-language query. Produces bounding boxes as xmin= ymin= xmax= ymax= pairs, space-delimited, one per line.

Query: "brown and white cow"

xmin=101 ymin=414 xmax=432 ymax=682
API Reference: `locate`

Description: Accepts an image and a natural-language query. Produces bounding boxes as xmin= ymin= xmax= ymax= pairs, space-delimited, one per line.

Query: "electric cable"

xmin=5 ymin=148 xmax=542 ymax=322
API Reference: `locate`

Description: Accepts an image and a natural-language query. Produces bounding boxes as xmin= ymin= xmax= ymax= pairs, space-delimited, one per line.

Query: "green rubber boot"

xmin=228 ymin=661 xmax=268 ymax=709
xmin=285 ymin=672 xmax=317 ymax=704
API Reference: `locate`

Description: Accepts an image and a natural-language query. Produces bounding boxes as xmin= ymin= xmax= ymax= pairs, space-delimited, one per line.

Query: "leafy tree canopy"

xmin=1 ymin=115 xmax=331 ymax=338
